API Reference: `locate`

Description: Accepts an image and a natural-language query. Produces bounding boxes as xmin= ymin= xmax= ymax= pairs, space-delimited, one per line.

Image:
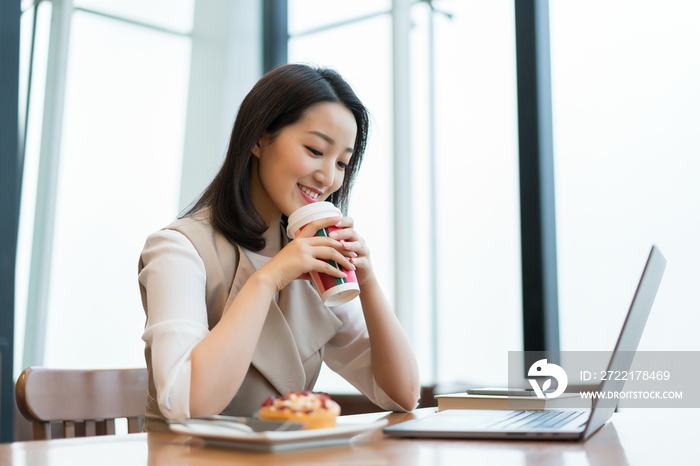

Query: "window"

xmin=15 ymin=0 xmax=52 ymax=377
xmin=427 ymin=0 xmax=521 ymax=386
xmin=289 ymin=0 xmax=522 ymax=389
xmin=551 ymin=1 xmax=700 ymax=352
xmin=289 ymin=3 xmax=394 ymax=392
xmin=16 ymin=1 xmax=193 ymax=373
xmin=44 ymin=10 xmax=191 ymax=368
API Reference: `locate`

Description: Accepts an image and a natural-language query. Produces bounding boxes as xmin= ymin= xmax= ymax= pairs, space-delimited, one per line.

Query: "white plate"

xmin=169 ymin=419 xmax=389 ymax=452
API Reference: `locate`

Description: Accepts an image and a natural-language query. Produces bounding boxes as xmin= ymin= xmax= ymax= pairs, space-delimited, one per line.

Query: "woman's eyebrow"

xmin=307 ymin=131 xmax=353 ymax=153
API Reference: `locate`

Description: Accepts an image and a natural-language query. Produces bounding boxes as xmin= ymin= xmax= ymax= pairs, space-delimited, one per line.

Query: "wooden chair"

xmin=15 ymin=367 xmax=148 ymax=440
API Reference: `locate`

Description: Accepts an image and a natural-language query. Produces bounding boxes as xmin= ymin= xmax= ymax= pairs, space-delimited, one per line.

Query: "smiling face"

xmin=250 ymin=102 xmax=357 ymax=222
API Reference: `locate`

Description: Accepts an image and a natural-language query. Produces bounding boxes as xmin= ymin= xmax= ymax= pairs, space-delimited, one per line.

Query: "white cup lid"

xmin=286 ymin=202 xmax=342 ymax=238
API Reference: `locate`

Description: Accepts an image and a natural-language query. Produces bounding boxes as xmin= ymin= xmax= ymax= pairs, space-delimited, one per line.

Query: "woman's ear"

xmin=251 ymin=132 xmax=270 ymax=159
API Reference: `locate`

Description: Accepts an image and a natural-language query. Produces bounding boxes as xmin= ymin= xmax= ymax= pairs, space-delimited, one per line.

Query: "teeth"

xmin=299 ymin=185 xmax=319 ymax=199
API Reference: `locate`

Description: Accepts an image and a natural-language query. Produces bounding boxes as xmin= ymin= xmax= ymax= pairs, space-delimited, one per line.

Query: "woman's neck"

xmin=258 ymin=219 xmax=283 ymax=257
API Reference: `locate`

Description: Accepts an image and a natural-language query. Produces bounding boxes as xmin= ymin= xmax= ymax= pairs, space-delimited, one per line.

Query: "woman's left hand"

xmin=328 ymin=217 xmax=375 ymax=287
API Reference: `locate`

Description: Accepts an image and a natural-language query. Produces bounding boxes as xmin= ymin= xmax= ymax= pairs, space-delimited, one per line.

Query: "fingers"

xmin=289 ymin=216 xmax=361 ymax=278
xmin=301 ymin=250 xmax=353 ymax=280
xmin=295 ymin=237 xmax=356 ymax=277
xmin=347 ymin=254 xmax=368 ymax=270
xmin=316 ymin=259 xmax=350 ymax=279
xmin=339 ymin=240 xmax=366 ymax=256
xmin=293 ymin=216 xmax=355 ymax=239
xmin=326 ymin=219 xmax=360 ymax=244
xmin=295 ymin=216 xmax=343 ymax=239
xmin=335 ymin=217 xmax=354 ymax=228
xmin=304 ymin=236 xmax=357 ymax=260
xmin=326 ymin=228 xmax=367 ymax=258
xmin=316 ymin=245 xmax=356 ymax=273
xmin=328 ymin=227 xmax=356 ymax=241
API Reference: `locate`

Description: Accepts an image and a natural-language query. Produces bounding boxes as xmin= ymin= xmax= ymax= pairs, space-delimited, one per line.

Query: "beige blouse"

xmin=138 ymin=210 xmax=404 ymax=432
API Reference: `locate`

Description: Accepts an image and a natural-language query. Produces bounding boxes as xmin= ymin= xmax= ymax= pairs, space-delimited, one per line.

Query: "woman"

xmin=138 ymin=64 xmax=419 ymax=431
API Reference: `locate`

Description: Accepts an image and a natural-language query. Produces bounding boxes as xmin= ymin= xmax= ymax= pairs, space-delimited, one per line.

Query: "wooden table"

xmin=1 ymin=408 xmax=696 ymax=465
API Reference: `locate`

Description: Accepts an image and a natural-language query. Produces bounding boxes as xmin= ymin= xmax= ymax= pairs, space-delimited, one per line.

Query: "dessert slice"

xmin=258 ymin=391 xmax=341 ymax=429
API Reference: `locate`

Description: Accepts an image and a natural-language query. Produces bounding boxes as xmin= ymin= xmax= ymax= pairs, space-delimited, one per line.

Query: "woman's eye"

xmin=306 ymin=146 xmax=323 ymax=156
xmin=337 ymin=161 xmax=348 ymax=170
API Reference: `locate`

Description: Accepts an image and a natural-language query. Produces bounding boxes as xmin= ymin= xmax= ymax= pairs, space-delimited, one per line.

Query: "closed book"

xmin=435 ymin=393 xmax=591 ymax=412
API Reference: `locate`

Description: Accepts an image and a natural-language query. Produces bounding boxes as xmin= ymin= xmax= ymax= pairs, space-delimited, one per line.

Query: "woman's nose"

xmin=314 ymin=161 xmax=334 ymax=187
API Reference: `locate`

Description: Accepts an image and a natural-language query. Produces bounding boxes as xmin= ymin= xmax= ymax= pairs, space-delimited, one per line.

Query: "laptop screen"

xmin=583 ymin=246 xmax=666 ymax=439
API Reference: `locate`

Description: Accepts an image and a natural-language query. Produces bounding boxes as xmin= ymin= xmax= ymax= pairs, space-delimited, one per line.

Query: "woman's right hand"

xmin=258 ymin=216 xmax=357 ymax=292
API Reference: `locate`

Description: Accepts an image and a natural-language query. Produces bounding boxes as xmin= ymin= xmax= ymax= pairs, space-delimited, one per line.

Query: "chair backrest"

xmin=15 ymin=367 xmax=148 ymax=440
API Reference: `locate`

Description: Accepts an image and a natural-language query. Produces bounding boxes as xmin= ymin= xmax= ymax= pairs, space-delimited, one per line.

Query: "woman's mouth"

xmin=298 ymin=184 xmax=320 ymax=203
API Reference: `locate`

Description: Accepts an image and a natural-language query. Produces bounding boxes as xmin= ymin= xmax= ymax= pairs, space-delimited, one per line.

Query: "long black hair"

xmin=186 ymin=64 xmax=370 ymax=252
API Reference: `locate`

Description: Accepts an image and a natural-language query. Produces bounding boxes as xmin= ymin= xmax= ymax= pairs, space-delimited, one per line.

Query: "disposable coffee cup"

xmin=287 ymin=202 xmax=360 ymax=306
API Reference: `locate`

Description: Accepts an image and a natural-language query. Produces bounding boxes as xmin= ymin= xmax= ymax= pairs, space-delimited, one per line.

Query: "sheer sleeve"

xmin=323 ymin=299 xmax=413 ymax=412
xmin=139 ymin=229 xmax=209 ymax=419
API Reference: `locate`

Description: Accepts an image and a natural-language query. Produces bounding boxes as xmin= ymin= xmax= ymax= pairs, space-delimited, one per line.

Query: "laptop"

xmin=384 ymin=246 xmax=666 ymax=441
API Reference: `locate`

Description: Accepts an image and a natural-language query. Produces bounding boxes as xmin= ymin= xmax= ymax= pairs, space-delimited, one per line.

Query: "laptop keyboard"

xmin=489 ymin=410 xmax=587 ymax=430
